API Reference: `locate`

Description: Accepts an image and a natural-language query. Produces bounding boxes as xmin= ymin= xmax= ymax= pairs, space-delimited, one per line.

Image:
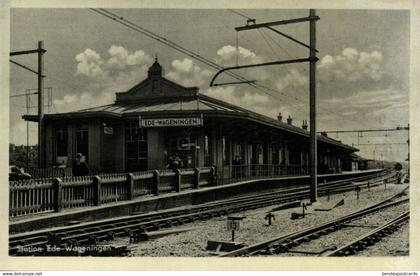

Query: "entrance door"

xmin=125 ymin=122 xmax=148 ymax=172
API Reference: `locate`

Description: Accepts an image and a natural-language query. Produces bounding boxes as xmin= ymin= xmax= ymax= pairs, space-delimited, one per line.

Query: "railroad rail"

xmin=323 ymin=211 xmax=409 ymax=256
xmin=9 ymin=170 xmax=399 ymax=256
xmin=220 ymin=188 xmax=409 ymax=257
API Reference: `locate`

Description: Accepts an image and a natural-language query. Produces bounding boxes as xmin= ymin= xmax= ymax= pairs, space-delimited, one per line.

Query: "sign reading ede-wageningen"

xmin=139 ymin=117 xmax=203 ymax=128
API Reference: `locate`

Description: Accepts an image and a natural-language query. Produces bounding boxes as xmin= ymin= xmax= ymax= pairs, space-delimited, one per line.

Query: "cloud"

xmin=107 ymin=45 xmax=151 ymax=69
xmin=275 ymin=68 xmax=308 ymax=93
xmin=58 ymin=45 xmax=158 ymax=113
xmin=53 ymin=94 xmax=78 ymax=106
xmin=53 ymin=91 xmax=115 ymax=113
xmin=165 ymin=58 xmax=212 ymax=87
xmin=75 ymin=45 xmax=152 ymax=79
xmin=318 ymin=48 xmax=384 ymax=82
xmin=203 ymin=85 xmax=278 ymax=117
xmin=216 ymin=45 xmax=263 ymax=66
xmin=75 ymin=48 xmax=105 ymax=77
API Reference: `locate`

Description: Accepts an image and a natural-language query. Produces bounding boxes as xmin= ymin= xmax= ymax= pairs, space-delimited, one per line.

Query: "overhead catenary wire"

xmin=228 ymin=9 xmax=369 ymax=125
xmin=90 ymin=8 xmax=314 ymax=116
xmin=91 ymin=9 xmax=291 ymax=101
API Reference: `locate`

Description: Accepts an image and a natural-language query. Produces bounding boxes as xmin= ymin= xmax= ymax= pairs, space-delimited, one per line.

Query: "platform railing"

xmin=9 ymin=166 xmax=215 ymax=217
xmin=216 ymin=164 xmax=308 ymax=186
xmin=24 ymin=167 xmax=74 ymax=179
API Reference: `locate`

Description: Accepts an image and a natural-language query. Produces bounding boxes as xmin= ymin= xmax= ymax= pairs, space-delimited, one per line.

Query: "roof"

xmin=348 ymin=153 xmax=366 ymax=161
xmin=23 ymin=61 xmax=359 ymax=152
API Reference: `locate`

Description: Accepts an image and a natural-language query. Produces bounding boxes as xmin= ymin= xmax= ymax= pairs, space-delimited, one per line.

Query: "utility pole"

xmin=407 ymin=123 xmax=410 ymax=178
xmin=38 ymin=41 xmax=45 ymax=167
xmin=10 ymin=41 xmax=46 ymax=168
xmin=25 ymin=90 xmax=31 ymax=168
xmin=210 ymin=10 xmax=320 ymax=202
xmin=309 ymin=9 xmax=317 ymax=202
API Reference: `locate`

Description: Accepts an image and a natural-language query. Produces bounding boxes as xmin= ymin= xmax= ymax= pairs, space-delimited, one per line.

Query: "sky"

xmin=9 ymin=8 xmax=410 ymax=162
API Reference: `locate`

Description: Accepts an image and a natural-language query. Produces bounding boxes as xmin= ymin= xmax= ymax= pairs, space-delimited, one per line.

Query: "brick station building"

xmin=24 ymin=59 xmax=359 ymax=177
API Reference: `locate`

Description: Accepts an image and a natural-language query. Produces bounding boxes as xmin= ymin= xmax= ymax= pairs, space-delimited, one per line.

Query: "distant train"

xmin=358 ymin=159 xmax=403 ymax=171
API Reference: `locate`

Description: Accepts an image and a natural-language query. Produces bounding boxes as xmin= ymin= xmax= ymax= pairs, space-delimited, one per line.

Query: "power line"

xmin=228 ymin=9 xmax=364 ymax=125
xmin=357 ymin=143 xmax=407 ymax=146
xmin=10 ymin=91 xmax=38 ymax=98
xmin=227 ymin=9 xmax=253 ymax=20
xmin=256 ymin=29 xmax=309 ymax=116
xmin=90 ymin=8 xmax=314 ymax=116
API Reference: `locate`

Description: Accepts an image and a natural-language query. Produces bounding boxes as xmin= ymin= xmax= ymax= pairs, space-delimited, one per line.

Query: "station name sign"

xmin=139 ymin=116 xmax=203 ymax=128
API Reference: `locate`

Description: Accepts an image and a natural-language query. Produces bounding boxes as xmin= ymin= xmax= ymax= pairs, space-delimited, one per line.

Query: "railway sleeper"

xmin=88 ymin=235 xmax=98 ymax=244
xmin=362 ymin=239 xmax=374 ymax=247
xmin=298 ymin=236 xmax=313 ymax=243
xmin=67 ymin=238 xmax=80 ymax=246
xmin=309 ymin=233 xmax=320 ymax=239
xmin=151 ymin=223 xmax=161 ymax=230
xmin=273 ymin=244 xmax=289 ymax=253
xmin=105 ymin=231 xmax=115 ymax=240
xmin=258 ymin=248 xmax=274 ymax=255
xmin=47 ymin=233 xmax=63 ymax=247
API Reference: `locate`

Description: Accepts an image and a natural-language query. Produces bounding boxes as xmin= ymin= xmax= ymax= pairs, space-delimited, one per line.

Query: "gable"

xmin=115 ymin=75 xmax=199 ymax=103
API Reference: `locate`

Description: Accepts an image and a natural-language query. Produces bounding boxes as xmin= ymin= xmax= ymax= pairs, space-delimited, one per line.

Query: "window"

xmin=232 ymin=142 xmax=242 ymax=160
xmin=204 ymin=135 xmax=212 ymax=166
xmin=55 ymin=124 xmax=68 ymax=157
xmin=272 ymin=145 xmax=279 ymax=165
xmin=222 ymin=136 xmax=230 ymax=165
xmin=125 ymin=121 xmax=148 ymax=172
xmin=279 ymin=147 xmax=285 ymax=164
xmin=55 ymin=124 xmax=68 ymax=166
xmin=257 ymin=145 xmax=264 ymax=164
xmin=75 ymin=123 xmax=89 ymax=162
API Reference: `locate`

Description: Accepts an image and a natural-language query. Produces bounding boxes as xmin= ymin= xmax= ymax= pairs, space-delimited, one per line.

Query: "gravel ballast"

xmin=99 ymin=183 xmax=409 ymax=257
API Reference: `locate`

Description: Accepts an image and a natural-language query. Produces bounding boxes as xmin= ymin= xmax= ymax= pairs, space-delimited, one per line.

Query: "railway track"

xmin=219 ymin=187 xmax=409 ymax=257
xmin=9 ymin=171 xmax=398 ymax=256
xmin=323 ymin=211 xmax=409 ymax=256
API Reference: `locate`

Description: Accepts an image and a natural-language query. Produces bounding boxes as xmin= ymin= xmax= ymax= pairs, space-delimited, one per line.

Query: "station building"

xmin=24 ymin=59 xmax=359 ymax=176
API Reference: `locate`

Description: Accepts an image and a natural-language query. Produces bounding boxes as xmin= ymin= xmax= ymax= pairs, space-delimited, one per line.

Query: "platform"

xmin=9 ymin=169 xmax=383 ymax=233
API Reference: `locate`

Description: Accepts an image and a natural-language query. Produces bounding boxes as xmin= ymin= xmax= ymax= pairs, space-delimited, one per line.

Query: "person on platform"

xmin=165 ymin=153 xmax=184 ymax=170
xmin=232 ymin=155 xmax=242 ymax=178
xmin=172 ymin=153 xmax=184 ymax=170
xmin=72 ymin=153 xmax=90 ymax=176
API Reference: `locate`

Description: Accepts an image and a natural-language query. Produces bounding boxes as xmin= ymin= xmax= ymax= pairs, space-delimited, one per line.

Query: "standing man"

xmin=72 ymin=153 xmax=90 ymax=176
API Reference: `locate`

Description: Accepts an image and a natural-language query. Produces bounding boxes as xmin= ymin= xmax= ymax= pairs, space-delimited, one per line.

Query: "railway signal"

xmin=265 ymin=212 xmax=275 ymax=226
xmin=355 ymin=185 xmax=361 ymax=200
xmin=227 ymin=216 xmax=245 ymax=242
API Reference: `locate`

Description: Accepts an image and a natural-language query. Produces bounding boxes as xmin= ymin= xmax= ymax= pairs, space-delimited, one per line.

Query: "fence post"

xmin=193 ymin=168 xmax=200 ymax=189
xmin=53 ymin=178 xmax=62 ymax=213
xmin=153 ymin=170 xmax=160 ymax=196
xmin=209 ymin=167 xmax=216 ymax=186
xmin=127 ymin=173 xmax=134 ymax=200
xmin=175 ymin=169 xmax=181 ymax=192
xmin=93 ymin=176 xmax=102 ymax=206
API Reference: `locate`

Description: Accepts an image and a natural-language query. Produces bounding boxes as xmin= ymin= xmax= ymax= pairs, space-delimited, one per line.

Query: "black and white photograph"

xmin=1 ymin=0 xmax=419 ymax=272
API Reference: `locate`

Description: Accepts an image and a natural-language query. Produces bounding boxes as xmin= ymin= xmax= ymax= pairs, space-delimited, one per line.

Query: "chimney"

xmin=287 ymin=115 xmax=293 ymax=125
xmin=277 ymin=112 xmax=283 ymax=122
xmin=302 ymin=120 xmax=308 ymax=130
